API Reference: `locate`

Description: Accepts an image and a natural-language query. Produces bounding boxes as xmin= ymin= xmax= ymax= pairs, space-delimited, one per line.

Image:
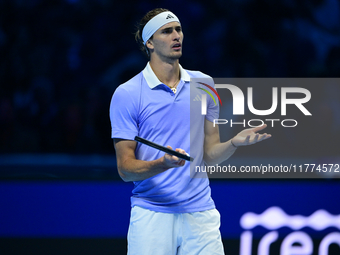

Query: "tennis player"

xmin=109 ymin=8 xmax=271 ymax=255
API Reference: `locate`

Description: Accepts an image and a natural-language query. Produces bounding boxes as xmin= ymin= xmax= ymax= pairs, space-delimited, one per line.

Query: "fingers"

xmin=174 ymin=148 xmax=187 ymax=164
xmin=175 ymin=148 xmax=186 ymax=155
xmin=176 ymin=159 xmax=185 ymax=166
xmin=245 ymin=135 xmax=250 ymax=144
xmin=166 ymin=146 xmax=186 ymax=156
xmin=237 ymin=132 xmax=272 ymax=146
xmin=257 ymin=133 xmax=271 ymax=141
xmin=233 ymin=125 xmax=273 ymax=147
xmin=252 ymin=124 xmax=267 ymax=132
xmin=164 ymin=146 xmax=187 ymax=166
xmin=250 ymin=133 xmax=271 ymax=144
xmin=165 ymin=145 xmax=179 ymax=161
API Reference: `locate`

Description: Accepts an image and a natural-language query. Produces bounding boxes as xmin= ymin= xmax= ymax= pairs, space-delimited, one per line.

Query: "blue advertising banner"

xmin=1 ymin=179 xmax=339 ymax=255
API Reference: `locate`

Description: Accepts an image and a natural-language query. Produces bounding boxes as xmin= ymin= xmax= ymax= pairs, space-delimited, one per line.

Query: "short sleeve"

xmin=109 ymin=86 xmax=139 ymax=140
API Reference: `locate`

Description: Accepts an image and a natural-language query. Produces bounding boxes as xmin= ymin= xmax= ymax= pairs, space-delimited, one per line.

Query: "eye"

xmin=176 ymin=27 xmax=182 ymax=32
xmin=163 ymin=29 xmax=172 ymax=34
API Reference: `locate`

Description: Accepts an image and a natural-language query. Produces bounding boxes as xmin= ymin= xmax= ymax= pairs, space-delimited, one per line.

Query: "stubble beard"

xmin=164 ymin=49 xmax=182 ymax=63
xmin=153 ymin=46 xmax=182 ymax=63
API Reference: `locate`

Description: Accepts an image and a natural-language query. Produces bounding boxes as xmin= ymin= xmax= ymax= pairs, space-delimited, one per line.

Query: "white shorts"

xmin=127 ymin=206 xmax=224 ymax=255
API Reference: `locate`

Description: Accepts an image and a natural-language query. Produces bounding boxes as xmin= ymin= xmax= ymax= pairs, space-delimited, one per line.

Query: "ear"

xmin=146 ymin=40 xmax=154 ymax=50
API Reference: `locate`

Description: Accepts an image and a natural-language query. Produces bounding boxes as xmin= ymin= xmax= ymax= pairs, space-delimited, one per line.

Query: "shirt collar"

xmin=142 ymin=62 xmax=190 ymax=89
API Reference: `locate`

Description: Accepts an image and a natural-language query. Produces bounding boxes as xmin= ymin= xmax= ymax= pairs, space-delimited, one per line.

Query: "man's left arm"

xmin=203 ymin=119 xmax=271 ymax=165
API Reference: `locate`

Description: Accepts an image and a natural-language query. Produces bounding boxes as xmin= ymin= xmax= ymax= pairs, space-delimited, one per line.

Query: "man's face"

xmin=147 ymin=21 xmax=183 ymax=61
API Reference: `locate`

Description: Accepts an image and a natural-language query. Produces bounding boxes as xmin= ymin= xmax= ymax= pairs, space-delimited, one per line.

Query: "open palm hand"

xmin=231 ymin=124 xmax=271 ymax=147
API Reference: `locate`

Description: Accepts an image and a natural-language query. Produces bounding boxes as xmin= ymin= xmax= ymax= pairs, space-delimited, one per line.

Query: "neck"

xmin=149 ymin=56 xmax=180 ymax=87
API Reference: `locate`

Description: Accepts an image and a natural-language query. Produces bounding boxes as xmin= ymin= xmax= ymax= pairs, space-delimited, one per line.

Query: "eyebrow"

xmin=160 ymin=26 xmax=181 ymax=32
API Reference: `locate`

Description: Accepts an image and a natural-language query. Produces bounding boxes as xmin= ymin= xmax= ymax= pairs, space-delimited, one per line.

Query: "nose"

xmin=173 ymin=31 xmax=180 ymax=41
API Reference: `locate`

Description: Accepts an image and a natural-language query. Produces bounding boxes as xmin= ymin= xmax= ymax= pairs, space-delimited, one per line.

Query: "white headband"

xmin=142 ymin=11 xmax=180 ymax=45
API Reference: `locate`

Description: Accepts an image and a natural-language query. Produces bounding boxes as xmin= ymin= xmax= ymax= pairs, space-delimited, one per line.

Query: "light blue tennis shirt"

xmin=109 ymin=62 xmax=219 ymax=213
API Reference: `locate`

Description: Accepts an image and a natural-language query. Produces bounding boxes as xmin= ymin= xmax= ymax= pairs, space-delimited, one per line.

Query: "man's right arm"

xmin=114 ymin=138 xmax=186 ymax=182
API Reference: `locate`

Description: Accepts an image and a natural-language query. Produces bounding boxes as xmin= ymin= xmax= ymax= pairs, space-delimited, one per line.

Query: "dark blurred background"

xmin=0 ymin=0 xmax=340 ymax=254
xmin=1 ymin=0 xmax=340 ymax=154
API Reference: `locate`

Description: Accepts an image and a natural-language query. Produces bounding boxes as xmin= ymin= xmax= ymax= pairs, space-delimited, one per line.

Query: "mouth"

xmin=172 ymin=43 xmax=182 ymax=50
